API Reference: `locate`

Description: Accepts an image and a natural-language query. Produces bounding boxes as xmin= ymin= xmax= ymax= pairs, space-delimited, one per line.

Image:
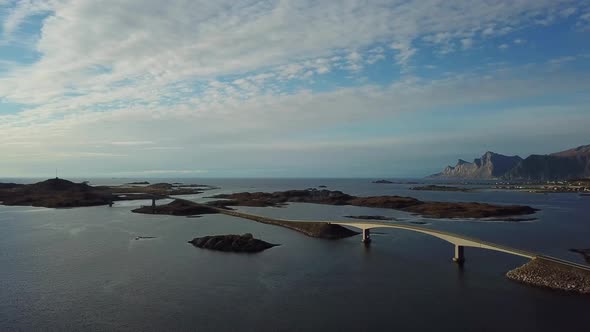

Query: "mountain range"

xmin=428 ymin=144 xmax=590 ymax=180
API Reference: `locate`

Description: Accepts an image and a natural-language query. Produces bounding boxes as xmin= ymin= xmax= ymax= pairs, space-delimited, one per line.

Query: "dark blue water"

xmin=1 ymin=178 xmax=589 ymax=331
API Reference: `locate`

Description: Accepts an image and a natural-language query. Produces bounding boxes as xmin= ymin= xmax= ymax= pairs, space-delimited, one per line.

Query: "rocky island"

xmin=410 ymin=185 xmax=472 ymax=192
xmin=188 ymin=233 xmax=277 ymax=253
xmin=132 ymin=199 xmax=219 ymax=216
xmin=372 ymin=179 xmax=394 ymax=184
xmin=0 ymin=178 xmax=118 ymax=208
xmin=207 ymin=189 xmax=537 ymax=219
xmin=0 ymin=178 xmax=211 ymax=208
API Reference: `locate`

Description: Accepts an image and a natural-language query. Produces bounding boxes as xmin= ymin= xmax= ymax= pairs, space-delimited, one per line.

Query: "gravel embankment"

xmin=507 ymin=257 xmax=590 ymax=294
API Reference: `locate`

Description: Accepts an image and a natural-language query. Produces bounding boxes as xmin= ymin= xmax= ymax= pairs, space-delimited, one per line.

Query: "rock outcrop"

xmin=410 ymin=185 xmax=472 ymax=192
xmin=188 ymin=233 xmax=277 ymax=253
xmin=0 ymin=178 xmax=116 ymax=208
xmin=132 ymin=199 xmax=219 ymax=216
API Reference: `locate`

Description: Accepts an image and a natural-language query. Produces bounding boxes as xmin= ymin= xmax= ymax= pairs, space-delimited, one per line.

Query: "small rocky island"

xmin=132 ymin=199 xmax=218 ymax=216
xmin=410 ymin=185 xmax=472 ymax=192
xmin=188 ymin=233 xmax=277 ymax=253
xmin=372 ymin=179 xmax=394 ymax=184
xmin=207 ymin=189 xmax=537 ymax=219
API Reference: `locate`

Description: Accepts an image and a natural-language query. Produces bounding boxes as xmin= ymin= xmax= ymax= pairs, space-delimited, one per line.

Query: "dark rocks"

xmin=208 ymin=189 xmax=355 ymax=208
xmin=0 ymin=178 xmax=116 ymax=208
xmin=0 ymin=178 xmax=207 ymax=208
xmin=188 ymin=233 xmax=278 ymax=253
xmin=135 ymin=236 xmax=156 ymax=240
xmin=132 ymin=199 xmax=219 ymax=216
xmin=208 ymin=189 xmax=538 ymax=219
xmin=410 ymin=185 xmax=472 ymax=192
xmin=506 ymin=258 xmax=590 ymax=294
xmin=372 ymin=180 xmax=393 ymax=184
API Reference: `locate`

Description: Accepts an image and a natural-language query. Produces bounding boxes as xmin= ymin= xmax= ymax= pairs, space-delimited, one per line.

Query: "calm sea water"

xmin=1 ymin=178 xmax=589 ymax=331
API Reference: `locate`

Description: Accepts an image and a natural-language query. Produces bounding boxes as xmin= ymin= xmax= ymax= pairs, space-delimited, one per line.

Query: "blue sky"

xmin=0 ymin=0 xmax=589 ymax=178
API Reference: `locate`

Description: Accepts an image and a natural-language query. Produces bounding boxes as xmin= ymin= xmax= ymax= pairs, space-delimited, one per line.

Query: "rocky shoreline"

xmin=506 ymin=258 xmax=590 ymax=294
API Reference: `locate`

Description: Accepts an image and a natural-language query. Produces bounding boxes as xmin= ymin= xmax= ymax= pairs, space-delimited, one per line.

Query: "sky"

xmin=0 ymin=0 xmax=589 ymax=178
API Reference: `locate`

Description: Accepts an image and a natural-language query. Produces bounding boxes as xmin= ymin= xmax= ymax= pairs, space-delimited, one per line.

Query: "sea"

xmin=1 ymin=178 xmax=589 ymax=331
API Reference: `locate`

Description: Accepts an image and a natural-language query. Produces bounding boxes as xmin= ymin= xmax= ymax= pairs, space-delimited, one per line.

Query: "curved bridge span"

xmin=329 ymin=221 xmax=536 ymax=263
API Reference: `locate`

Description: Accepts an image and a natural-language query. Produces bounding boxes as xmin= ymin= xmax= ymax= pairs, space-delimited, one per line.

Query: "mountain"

xmin=505 ymin=144 xmax=590 ymax=181
xmin=428 ymin=144 xmax=590 ymax=181
xmin=428 ymin=152 xmax=523 ymax=179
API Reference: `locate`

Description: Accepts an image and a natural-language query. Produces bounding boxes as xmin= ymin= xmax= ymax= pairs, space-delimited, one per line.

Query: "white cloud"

xmin=461 ymin=38 xmax=473 ymax=49
xmin=390 ymin=41 xmax=416 ymax=66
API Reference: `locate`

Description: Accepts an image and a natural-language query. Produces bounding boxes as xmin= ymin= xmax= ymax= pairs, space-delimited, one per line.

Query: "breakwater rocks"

xmin=188 ymin=233 xmax=277 ymax=253
xmin=506 ymin=258 xmax=590 ymax=294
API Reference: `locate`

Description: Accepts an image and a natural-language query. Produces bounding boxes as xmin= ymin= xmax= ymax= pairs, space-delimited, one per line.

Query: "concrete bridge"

xmin=329 ymin=221 xmax=536 ymax=264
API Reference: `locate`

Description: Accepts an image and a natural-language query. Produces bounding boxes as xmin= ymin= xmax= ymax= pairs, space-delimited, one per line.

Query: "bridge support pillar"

xmin=362 ymin=229 xmax=372 ymax=244
xmin=453 ymin=245 xmax=465 ymax=264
